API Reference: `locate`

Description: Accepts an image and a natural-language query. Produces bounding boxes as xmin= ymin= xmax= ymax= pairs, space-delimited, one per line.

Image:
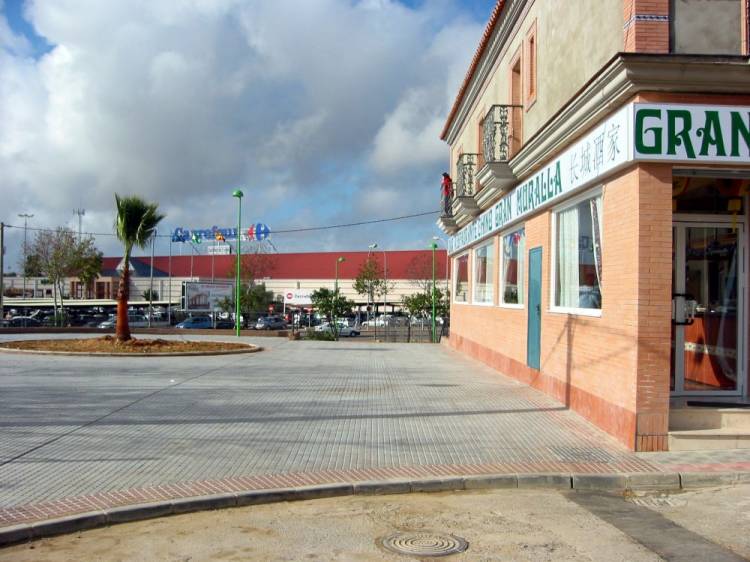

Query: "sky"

xmin=0 ymin=0 xmax=489 ymax=268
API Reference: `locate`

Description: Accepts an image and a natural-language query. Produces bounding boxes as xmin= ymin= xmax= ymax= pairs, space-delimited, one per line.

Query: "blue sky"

xmin=0 ymin=0 xmax=488 ymax=266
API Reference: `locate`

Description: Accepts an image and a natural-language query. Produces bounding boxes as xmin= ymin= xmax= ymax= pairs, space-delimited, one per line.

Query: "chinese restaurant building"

xmin=438 ymin=0 xmax=750 ymax=451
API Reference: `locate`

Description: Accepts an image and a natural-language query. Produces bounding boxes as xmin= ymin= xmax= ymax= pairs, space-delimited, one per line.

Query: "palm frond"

xmin=114 ymin=194 xmax=166 ymax=250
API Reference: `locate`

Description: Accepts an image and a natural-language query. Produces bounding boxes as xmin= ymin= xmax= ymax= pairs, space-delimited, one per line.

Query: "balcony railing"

xmin=455 ymin=153 xmax=478 ymax=197
xmin=482 ymin=104 xmax=522 ymax=163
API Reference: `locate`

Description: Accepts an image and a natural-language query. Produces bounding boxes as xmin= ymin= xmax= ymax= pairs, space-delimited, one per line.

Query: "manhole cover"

xmin=380 ymin=532 xmax=468 ymax=557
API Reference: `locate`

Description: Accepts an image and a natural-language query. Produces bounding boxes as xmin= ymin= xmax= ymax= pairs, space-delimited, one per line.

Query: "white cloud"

xmin=0 ymin=0 xmax=483 ymax=267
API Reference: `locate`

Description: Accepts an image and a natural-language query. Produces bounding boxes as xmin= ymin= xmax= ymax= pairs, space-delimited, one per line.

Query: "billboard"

xmin=184 ymin=282 xmax=234 ymax=312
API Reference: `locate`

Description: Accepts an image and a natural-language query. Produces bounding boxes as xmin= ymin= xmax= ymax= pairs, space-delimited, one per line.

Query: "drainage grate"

xmin=628 ymin=496 xmax=686 ymax=508
xmin=380 ymin=532 xmax=468 ymax=557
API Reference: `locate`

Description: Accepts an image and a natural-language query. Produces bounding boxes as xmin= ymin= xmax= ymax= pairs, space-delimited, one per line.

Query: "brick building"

xmin=438 ymin=0 xmax=750 ymax=451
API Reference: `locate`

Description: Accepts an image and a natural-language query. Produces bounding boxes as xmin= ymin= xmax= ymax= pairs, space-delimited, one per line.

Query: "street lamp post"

xmin=232 ymin=190 xmax=244 ymax=337
xmin=18 ymin=213 xmax=33 ymax=299
xmin=432 ymin=235 xmax=450 ymax=310
xmin=334 ymin=256 xmax=345 ymax=340
xmin=430 ymin=241 xmax=437 ymax=343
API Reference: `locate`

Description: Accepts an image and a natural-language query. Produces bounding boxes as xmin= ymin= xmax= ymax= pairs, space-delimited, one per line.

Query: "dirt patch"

xmin=0 ymin=337 xmax=257 ymax=355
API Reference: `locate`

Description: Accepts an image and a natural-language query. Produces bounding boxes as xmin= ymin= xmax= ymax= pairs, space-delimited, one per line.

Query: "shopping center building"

xmin=438 ymin=0 xmax=750 ymax=451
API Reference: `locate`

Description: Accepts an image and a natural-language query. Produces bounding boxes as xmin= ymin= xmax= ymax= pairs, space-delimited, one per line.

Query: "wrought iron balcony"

xmin=482 ymin=104 xmax=521 ymax=163
xmin=456 ymin=153 xmax=478 ymax=197
xmin=475 ymin=104 xmax=522 ymax=208
xmin=449 ymin=153 xmax=481 ymax=228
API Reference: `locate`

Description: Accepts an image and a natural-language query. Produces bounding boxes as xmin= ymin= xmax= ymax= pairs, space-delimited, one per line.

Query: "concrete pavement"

xmin=0 ymin=333 xmax=748 ymax=534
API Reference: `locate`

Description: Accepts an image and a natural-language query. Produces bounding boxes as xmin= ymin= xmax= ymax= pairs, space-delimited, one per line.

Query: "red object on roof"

xmin=101 ymin=250 xmax=449 ymax=280
xmin=440 ymin=0 xmax=505 ymax=140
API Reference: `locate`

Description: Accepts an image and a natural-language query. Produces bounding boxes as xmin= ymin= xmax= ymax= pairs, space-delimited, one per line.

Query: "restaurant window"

xmin=473 ymin=240 xmax=495 ymax=304
xmin=501 ymin=228 xmax=525 ymax=305
xmin=553 ymin=190 xmax=603 ymax=312
xmin=454 ymin=254 xmax=469 ymax=302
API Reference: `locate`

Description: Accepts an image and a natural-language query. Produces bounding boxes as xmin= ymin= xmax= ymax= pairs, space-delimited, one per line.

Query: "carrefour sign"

xmin=172 ymin=224 xmax=270 ymax=243
xmin=449 ymin=103 xmax=750 ymax=253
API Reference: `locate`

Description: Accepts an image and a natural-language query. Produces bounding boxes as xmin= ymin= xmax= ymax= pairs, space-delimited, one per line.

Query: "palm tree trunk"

xmin=116 ymin=251 xmax=131 ymax=341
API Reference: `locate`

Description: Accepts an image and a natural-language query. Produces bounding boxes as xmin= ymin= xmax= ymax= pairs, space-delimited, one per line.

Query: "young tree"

xmin=217 ymin=282 xmax=273 ymax=326
xmin=401 ymin=288 xmax=449 ymax=319
xmin=311 ymin=287 xmax=354 ymax=336
xmin=29 ymin=228 xmax=101 ymax=322
xmin=352 ymin=256 xmax=384 ymax=312
xmin=76 ymin=248 xmax=103 ymax=299
xmin=142 ymin=289 xmax=159 ymax=301
xmin=114 ymin=194 xmax=164 ymax=341
xmin=226 ymin=250 xmax=277 ymax=283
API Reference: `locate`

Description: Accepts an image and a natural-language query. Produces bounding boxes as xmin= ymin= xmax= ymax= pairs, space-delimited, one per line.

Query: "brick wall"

xmin=623 ymin=0 xmax=670 ymax=53
xmin=449 ymin=164 xmax=674 ymax=450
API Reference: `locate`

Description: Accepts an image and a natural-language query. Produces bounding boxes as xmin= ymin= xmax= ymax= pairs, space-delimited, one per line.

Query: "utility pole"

xmin=0 ymin=222 xmax=4 ymax=321
xmin=18 ymin=213 xmax=33 ymax=299
xmin=73 ymin=208 xmax=85 ymax=239
xmin=148 ymin=229 xmax=156 ymax=328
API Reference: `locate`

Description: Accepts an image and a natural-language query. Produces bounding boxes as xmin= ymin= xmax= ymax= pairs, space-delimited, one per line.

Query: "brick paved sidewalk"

xmin=0 ymin=335 xmax=745 ymax=528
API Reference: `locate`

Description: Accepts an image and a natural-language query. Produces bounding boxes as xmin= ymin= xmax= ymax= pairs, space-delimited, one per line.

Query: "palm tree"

xmin=114 ymin=195 xmax=165 ymax=341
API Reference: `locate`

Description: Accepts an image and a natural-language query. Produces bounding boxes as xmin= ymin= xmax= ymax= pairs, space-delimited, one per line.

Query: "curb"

xmin=0 ymin=342 xmax=262 ymax=357
xmin=1 ymin=471 xmax=748 ymax=548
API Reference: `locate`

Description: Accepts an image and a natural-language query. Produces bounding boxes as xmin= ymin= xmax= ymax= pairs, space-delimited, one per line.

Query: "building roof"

xmin=101 ymin=250 xmax=448 ymax=280
xmin=440 ymin=0 xmax=505 ymax=141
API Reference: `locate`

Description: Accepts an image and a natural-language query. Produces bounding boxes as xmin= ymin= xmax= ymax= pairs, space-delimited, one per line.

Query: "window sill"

xmin=548 ymin=306 xmax=601 ymax=318
xmin=453 ymin=300 xmax=470 ymax=305
xmin=499 ymin=303 xmax=524 ymax=309
xmin=471 ymin=300 xmax=495 ymax=307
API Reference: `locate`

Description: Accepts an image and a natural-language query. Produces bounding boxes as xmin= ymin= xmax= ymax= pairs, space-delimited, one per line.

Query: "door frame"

xmin=527 ymin=246 xmax=542 ymax=370
xmin=671 ymin=214 xmax=746 ymax=397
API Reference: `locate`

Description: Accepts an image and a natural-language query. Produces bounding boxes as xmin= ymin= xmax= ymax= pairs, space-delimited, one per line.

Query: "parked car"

xmin=315 ymin=321 xmax=360 ymax=337
xmin=175 ymin=316 xmax=212 ymax=329
xmin=98 ymin=314 xmax=149 ymax=329
xmin=214 ymin=319 xmax=235 ymax=329
xmin=6 ymin=316 xmax=41 ymax=328
xmin=255 ymin=316 xmax=287 ymax=330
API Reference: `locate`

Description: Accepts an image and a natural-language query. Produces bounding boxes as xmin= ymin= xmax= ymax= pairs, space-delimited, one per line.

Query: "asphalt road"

xmin=3 ymin=485 xmax=749 ymax=561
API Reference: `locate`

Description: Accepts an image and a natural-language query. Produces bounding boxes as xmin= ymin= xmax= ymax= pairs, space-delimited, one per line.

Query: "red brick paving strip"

xmin=0 ymin=459 xmax=667 ymax=528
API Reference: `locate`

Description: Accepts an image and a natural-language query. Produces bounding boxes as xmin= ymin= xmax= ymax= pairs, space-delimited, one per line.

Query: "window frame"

xmin=499 ymin=226 xmax=526 ymax=309
xmin=549 ymin=187 xmax=604 ymax=317
xmin=453 ymin=252 xmax=470 ymax=305
xmin=524 ymin=20 xmax=537 ymax=110
xmin=472 ymin=239 xmax=495 ymax=306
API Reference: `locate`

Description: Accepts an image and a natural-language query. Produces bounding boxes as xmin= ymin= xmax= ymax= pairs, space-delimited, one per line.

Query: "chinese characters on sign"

xmin=450 ymin=106 xmax=631 ymax=253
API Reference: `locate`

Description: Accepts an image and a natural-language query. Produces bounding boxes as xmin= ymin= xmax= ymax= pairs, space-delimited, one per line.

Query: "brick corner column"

xmin=623 ymin=0 xmax=670 ymax=53
xmin=634 ymin=163 xmax=673 ymax=452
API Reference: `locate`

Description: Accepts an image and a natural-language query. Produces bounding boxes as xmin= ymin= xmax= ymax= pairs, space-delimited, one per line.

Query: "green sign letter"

xmin=635 ymin=108 xmax=662 ymax=155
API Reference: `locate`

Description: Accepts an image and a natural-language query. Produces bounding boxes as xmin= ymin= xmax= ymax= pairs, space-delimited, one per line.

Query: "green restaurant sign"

xmin=449 ymin=103 xmax=750 ymax=253
xmin=635 ymin=104 xmax=750 ymax=161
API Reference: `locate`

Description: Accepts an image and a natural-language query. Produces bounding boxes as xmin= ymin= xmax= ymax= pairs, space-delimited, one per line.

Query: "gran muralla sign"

xmin=449 ymin=103 xmax=750 ymax=253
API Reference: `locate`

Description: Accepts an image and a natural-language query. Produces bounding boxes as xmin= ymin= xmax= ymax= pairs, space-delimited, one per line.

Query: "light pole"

xmin=369 ymin=243 xmax=388 ymax=340
xmin=334 ymin=256 xmax=345 ymax=340
xmin=367 ymin=243 xmax=377 ymax=322
xmin=430 ymin=241 xmax=437 ymax=343
xmin=232 ymin=189 xmax=244 ymax=337
xmin=148 ymin=229 xmax=156 ymax=327
xmin=433 ymin=235 xmax=450 ymax=308
xmin=18 ymin=213 xmax=33 ymax=299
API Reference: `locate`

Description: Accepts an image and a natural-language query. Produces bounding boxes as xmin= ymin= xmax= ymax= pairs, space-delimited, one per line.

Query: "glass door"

xmin=672 ymin=220 xmax=744 ymax=395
